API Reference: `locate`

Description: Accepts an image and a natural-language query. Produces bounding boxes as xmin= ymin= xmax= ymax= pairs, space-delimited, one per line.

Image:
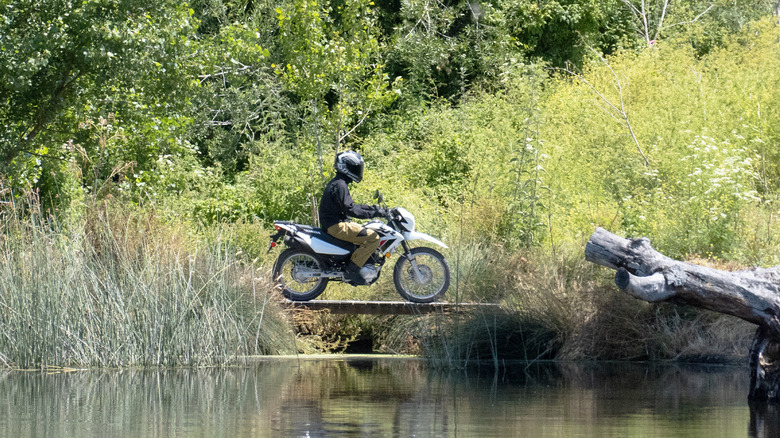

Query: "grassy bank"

xmin=0 ymin=197 xmax=758 ymax=368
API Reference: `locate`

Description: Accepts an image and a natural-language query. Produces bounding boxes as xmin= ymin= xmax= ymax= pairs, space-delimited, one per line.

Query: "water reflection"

xmin=749 ymin=402 xmax=780 ymax=438
xmin=0 ymin=358 xmax=772 ymax=437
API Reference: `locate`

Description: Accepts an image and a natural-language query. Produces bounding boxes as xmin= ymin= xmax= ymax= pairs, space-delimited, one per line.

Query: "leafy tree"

xmin=188 ymin=0 xmax=397 ymax=181
xmin=0 ymin=0 xmax=197 ymax=201
xmin=382 ymin=0 xmax=513 ymax=102
xmin=619 ymin=0 xmax=777 ymax=53
xmin=379 ymin=0 xmax=634 ymax=105
xmin=503 ymin=0 xmax=633 ymax=66
xmin=184 ymin=0 xmax=292 ymax=176
xmin=273 ymin=0 xmax=397 ymax=154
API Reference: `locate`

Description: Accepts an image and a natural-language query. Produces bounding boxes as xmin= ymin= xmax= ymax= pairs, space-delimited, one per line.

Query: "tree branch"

xmin=555 ymin=53 xmax=650 ymax=166
xmin=660 ymin=5 xmax=714 ymax=33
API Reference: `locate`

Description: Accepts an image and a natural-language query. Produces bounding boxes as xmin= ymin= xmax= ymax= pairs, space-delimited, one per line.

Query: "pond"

xmin=0 ymin=357 xmax=777 ymax=437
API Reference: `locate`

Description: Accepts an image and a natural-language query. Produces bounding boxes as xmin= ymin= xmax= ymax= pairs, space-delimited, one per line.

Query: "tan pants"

xmin=327 ymin=222 xmax=380 ymax=267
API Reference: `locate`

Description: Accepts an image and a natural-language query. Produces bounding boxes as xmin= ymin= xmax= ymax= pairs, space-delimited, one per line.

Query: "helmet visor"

xmin=348 ymin=161 xmax=364 ymax=182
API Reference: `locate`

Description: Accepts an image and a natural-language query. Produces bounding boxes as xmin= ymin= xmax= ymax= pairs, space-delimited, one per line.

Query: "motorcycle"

xmin=267 ymin=194 xmax=450 ymax=303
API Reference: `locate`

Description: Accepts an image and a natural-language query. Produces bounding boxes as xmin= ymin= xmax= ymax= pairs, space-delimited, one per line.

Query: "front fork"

xmin=401 ymin=241 xmax=426 ymax=283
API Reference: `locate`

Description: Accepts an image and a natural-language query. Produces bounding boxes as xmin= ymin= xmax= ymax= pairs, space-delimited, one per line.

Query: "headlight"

xmin=396 ymin=207 xmax=415 ymax=232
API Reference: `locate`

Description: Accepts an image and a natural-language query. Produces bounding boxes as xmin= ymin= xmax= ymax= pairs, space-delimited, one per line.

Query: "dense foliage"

xmin=2 ymin=0 xmax=780 ymax=364
xmin=3 ymin=0 xmax=777 ymax=260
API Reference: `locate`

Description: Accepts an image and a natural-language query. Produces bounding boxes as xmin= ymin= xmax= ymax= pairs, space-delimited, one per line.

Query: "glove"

xmin=374 ymin=206 xmax=389 ymax=218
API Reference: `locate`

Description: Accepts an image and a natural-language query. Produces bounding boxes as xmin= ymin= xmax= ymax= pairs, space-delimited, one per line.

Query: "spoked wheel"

xmin=272 ymin=249 xmax=327 ymax=301
xmin=393 ymin=247 xmax=450 ymax=303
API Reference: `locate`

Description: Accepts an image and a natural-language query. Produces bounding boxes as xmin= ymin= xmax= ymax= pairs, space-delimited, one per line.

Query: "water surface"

xmin=0 ymin=357 xmax=776 ymax=437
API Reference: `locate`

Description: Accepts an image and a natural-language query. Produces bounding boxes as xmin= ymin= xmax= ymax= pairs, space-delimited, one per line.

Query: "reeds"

xmin=0 ymin=196 xmax=293 ymax=369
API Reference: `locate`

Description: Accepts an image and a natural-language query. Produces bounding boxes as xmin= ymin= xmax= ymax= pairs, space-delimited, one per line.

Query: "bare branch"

xmin=661 ymin=5 xmax=714 ymax=33
xmin=640 ymin=0 xmax=651 ymax=44
xmin=620 ymin=0 xmax=642 ymax=17
xmin=594 ymin=100 xmax=630 ymax=128
xmin=555 ymin=66 xmax=623 ymax=115
xmin=198 ymin=64 xmax=253 ymax=84
xmin=653 ymin=0 xmax=671 ymax=41
xmin=555 ymin=52 xmax=650 ymax=166
xmin=338 ymin=78 xmax=385 ymax=144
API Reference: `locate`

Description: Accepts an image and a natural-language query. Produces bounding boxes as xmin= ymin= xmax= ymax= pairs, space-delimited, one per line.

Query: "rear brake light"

xmin=274 ymin=225 xmax=281 ymax=231
xmin=270 ymin=242 xmax=277 ymax=248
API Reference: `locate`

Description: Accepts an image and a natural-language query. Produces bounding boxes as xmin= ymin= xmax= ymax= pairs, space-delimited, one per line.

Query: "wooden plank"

xmin=282 ymin=300 xmax=502 ymax=315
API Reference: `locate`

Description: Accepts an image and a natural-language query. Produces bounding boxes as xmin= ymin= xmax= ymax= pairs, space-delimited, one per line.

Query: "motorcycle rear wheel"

xmin=272 ymin=249 xmax=327 ymax=301
xmin=393 ymin=247 xmax=450 ymax=303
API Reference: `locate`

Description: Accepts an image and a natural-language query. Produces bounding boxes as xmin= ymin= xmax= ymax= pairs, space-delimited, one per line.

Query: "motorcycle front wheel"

xmin=393 ymin=247 xmax=450 ymax=303
xmin=272 ymin=249 xmax=327 ymax=301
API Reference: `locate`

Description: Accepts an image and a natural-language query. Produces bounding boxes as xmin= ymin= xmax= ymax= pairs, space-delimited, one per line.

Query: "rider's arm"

xmin=334 ymin=179 xmax=379 ymax=219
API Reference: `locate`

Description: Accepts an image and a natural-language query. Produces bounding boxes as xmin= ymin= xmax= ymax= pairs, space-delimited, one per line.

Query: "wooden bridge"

xmin=282 ymin=299 xmax=502 ymax=315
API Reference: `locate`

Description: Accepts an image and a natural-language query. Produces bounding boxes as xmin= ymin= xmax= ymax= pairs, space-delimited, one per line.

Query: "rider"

xmin=319 ymin=150 xmax=386 ymax=285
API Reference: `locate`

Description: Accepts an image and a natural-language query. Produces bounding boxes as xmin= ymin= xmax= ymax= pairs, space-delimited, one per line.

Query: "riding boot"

xmin=345 ymin=261 xmax=366 ymax=286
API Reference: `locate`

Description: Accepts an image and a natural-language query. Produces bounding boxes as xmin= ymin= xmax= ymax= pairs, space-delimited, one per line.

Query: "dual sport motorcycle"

xmin=268 ymin=195 xmax=450 ymax=303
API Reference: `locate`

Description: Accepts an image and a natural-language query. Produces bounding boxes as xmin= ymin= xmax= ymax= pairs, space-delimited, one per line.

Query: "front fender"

xmin=403 ymin=231 xmax=448 ymax=249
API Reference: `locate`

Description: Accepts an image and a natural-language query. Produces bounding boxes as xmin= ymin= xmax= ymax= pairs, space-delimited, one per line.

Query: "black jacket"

xmin=319 ymin=175 xmax=378 ymax=230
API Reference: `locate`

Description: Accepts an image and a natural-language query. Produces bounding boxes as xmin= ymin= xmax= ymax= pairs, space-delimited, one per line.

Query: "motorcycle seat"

xmin=312 ymin=228 xmax=358 ymax=251
xmin=291 ymin=223 xmax=358 ymax=252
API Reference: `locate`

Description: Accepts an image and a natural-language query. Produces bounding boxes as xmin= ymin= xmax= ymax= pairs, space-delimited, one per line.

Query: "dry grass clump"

xmin=508 ymin=245 xmax=754 ymax=362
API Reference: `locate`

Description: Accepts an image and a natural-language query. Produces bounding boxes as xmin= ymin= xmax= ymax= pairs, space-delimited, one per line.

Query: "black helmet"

xmin=334 ymin=150 xmax=364 ymax=183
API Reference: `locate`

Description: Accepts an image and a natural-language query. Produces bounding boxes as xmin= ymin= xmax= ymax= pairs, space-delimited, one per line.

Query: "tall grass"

xmin=0 ymin=196 xmax=293 ymax=369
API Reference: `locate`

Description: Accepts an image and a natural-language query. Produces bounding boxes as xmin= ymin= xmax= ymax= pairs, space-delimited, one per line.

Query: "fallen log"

xmin=585 ymin=227 xmax=780 ymax=402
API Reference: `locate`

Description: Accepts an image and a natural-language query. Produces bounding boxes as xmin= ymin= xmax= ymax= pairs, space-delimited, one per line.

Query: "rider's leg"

xmin=327 ymin=222 xmax=380 ymax=267
xmin=327 ymin=222 xmax=380 ymax=285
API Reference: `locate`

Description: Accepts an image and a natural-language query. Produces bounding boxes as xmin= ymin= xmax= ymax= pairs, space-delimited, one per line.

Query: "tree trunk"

xmin=776 ymin=2 xmax=780 ymax=25
xmin=584 ymin=227 xmax=780 ymax=402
